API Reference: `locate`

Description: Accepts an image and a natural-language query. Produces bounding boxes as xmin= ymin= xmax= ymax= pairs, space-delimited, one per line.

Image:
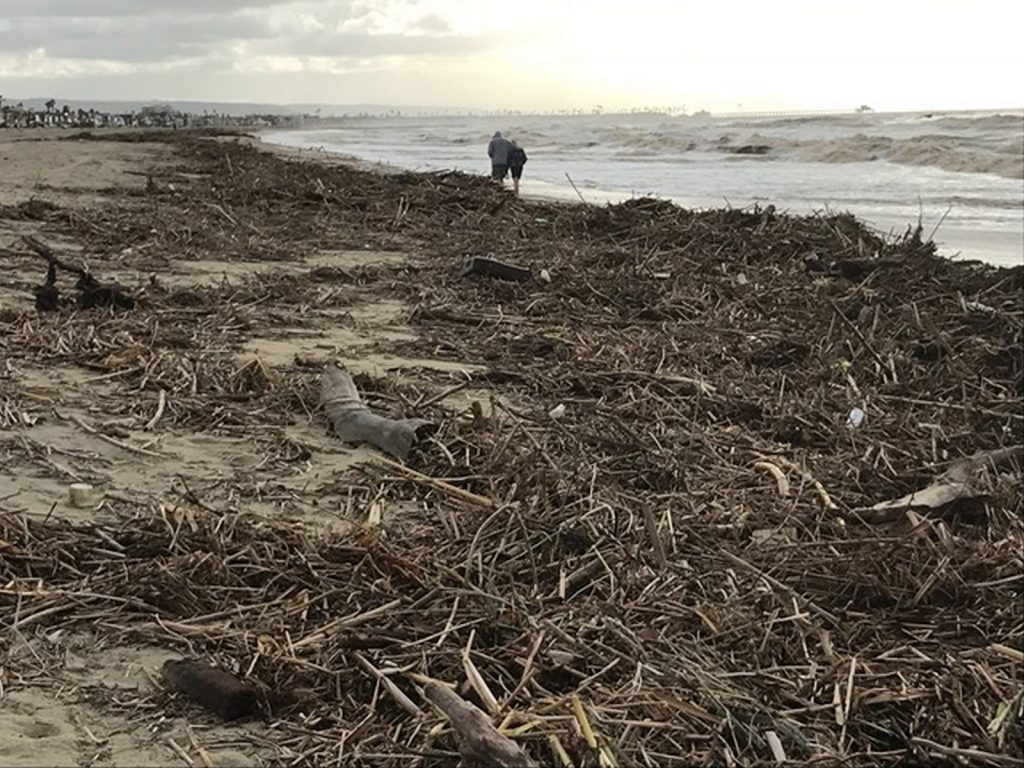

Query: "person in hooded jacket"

xmin=507 ymin=141 xmax=528 ymax=195
xmin=487 ymin=131 xmax=512 ymax=181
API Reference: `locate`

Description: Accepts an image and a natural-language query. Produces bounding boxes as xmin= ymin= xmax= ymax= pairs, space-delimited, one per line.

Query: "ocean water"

xmin=264 ymin=111 xmax=1024 ymax=267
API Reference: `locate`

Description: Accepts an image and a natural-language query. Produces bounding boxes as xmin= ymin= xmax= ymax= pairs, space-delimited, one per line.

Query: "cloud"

xmin=410 ymin=14 xmax=451 ymax=34
xmin=0 ymin=0 xmax=493 ymax=71
xmin=267 ymin=32 xmax=492 ymax=58
xmin=0 ymin=14 xmax=276 ymax=63
xmin=0 ymin=0 xmax=289 ymax=17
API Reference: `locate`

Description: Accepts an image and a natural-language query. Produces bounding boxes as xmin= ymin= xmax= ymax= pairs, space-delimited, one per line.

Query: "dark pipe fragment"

xmin=161 ymin=659 xmax=258 ymax=721
xmin=460 ymin=256 xmax=532 ymax=282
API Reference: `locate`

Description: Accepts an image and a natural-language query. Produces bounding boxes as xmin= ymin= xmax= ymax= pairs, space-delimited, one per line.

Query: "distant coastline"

xmin=3 ymin=95 xmax=1021 ymax=124
xmin=0 ymin=99 xmax=318 ymax=131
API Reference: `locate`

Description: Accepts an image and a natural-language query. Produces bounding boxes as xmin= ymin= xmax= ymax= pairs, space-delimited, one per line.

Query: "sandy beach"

xmin=1 ymin=129 xmax=1021 ymax=767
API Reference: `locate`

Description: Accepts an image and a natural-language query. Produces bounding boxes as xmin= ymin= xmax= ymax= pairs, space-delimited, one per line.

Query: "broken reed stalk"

xmin=372 ymin=455 xmax=494 ymax=509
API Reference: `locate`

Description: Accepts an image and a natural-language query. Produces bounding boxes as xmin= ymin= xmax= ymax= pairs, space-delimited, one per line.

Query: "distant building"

xmin=0 ymin=101 xmax=315 ymax=131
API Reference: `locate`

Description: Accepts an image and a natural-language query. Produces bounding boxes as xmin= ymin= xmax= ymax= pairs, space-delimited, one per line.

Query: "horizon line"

xmin=3 ymin=95 xmax=1022 ymax=117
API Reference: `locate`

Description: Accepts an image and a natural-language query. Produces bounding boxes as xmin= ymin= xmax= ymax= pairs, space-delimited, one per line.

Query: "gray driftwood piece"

xmin=423 ymin=681 xmax=538 ymax=768
xmin=460 ymin=256 xmax=532 ymax=282
xmin=320 ymin=364 xmax=433 ymax=460
xmin=861 ymin=445 xmax=1022 ymax=514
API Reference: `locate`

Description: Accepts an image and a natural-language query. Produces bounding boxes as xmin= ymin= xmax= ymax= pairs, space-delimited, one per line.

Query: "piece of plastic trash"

xmin=539 ymin=268 xmax=552 ymax=283
xmin=68 ymin=483 xmax=96 ymax=508
xmin=736 ymin=272 xmax=749 ymax=286
xmin=965 ymin=300 xmax=997 ymax=314
xmin=549 ymin=403 xmax=566 ymax=419
xmin=847 ymin=407 xmax=865 ymax=429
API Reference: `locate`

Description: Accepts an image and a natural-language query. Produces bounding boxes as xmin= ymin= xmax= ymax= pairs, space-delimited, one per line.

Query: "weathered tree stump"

xmin=321 ymin=364 xmax=433 ymax=460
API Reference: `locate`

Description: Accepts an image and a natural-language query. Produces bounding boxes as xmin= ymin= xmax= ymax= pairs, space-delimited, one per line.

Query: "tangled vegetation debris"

xmin=1 ymin=131 xmax=1021 ymax=767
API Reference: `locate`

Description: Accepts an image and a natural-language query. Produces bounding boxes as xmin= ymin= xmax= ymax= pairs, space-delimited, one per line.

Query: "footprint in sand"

xmin=0 ymin=716 xmax=67 ymax=766
xmin=15 ymin=719 xmax=62 ymax=739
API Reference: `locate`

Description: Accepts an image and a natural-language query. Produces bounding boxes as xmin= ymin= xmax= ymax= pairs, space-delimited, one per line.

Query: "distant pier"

xmin=710 ymin=109 xmax=865 ymax=119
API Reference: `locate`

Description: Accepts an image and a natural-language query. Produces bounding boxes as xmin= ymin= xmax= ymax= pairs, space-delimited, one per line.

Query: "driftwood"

xmin=460 ymin=256 xmax=532 ymax=282
xmin=23 ymin=235 xmax=89 ymax=279
xmin=860 ymin=446 xmax=1022 ymax=514
xmin=161 ymin=658 xmax=258 ymax=721
xmin=22 ymin=234 xmax=135 ymax=310
xmin=423 ymin=680 xmax=538 ymax=768
xmin=33 ymin=260 xmax=60 ymax=311
xmin=321 ymin=364 xmax=433 ymax=460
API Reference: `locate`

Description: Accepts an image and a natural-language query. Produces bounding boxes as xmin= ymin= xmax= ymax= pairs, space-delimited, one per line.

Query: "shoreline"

xmin=1 ymin=129 xmax=1021 ymax=768
xmin=257 ymin=124 xmax=1024 ymax=268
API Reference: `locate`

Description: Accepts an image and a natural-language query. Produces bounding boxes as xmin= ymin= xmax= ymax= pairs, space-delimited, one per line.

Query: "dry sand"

xmin=0 ymin=131 xmax=476 ymax=767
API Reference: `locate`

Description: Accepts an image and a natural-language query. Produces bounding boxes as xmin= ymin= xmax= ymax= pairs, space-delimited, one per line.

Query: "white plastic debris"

xmin=548 ymin=403 xmax=566 ymax=419
xmin=736 ymin=272 xmax=749 ymax=286
xmin=965 ymin=300 xmax=997 ymax=314
xmin=765 ymin=730 xmax=787 ymax=764
xmin=68 ymin=483 xmax=96 ymax=508
xmin=539 ymin=268 xmax=552 ymax=283
xmin=846 ymin=407 xmax=865 ymax=429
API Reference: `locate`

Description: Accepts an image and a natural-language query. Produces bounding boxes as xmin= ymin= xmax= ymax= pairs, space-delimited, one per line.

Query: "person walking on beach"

xmin=487 ymin=131 xmax=512 ymax=183
xmin=508 ymin=140 xmax=528 ymax=195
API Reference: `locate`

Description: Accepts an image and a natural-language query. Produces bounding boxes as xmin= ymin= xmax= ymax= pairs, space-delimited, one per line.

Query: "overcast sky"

xmin=1 ymin=0 xmax=1021 ymax=112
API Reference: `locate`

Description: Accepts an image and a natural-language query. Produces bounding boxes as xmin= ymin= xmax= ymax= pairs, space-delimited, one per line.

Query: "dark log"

xmin=423 ymin=681 xmax=538 ymax=768
xmin=76 ymin=273 xmax=136 ymax=310
xmin=321 ymin=364 xmax=433 ymax=460
xmin=33 ymin=260 xmax=60 ymax=311
xmin=460 ymin=256 xmax=532 ymax=282
xmin=161 ymin=659 xmax=258 ymax=721
xmin=22 ymin=235 xmax=89 ymax=279
xmin=23 ymin=235 xmax=135 ymax=310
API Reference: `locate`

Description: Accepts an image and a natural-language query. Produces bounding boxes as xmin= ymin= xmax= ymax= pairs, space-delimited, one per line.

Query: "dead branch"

xmin=860 ymin=445 xmax=1023 ymax=514
xmin=423 ymin=680 xmax=538 ymax=767
xmin=320 ymin=364 xmax=433 ymax=460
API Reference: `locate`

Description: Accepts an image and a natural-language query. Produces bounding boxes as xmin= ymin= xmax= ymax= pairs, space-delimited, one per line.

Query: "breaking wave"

xmin=789 ymin=134 xmax=1023 ymax=178
xmin=407 ymin=110 xmax=1023 ymax=178
xmin=557 ymin=120 xmax=1024 ymax=179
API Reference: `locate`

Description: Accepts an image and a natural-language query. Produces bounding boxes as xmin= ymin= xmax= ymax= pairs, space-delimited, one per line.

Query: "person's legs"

xmin=491 ymin=164 xmax=508 ymax=182
xmin=510 ymin=165 xmax=522 ymax=194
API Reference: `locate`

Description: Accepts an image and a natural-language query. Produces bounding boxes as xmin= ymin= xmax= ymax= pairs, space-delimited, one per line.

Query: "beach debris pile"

xmin=0 ymin=131 xmax=1021 ymax=767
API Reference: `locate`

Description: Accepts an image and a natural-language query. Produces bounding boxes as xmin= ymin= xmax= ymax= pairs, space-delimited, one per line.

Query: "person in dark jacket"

xmin=508 ymin=141 xmax=528 ymax=195
xmin=487 ymin=131 xmax=512 ymax=181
